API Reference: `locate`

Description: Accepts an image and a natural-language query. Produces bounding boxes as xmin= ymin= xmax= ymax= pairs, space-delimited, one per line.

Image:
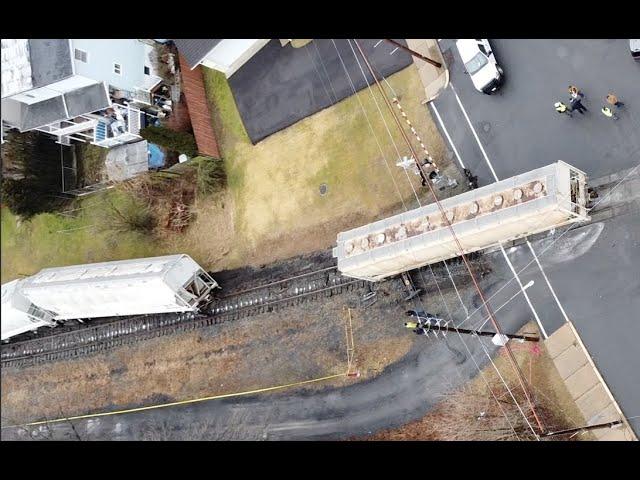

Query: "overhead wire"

xmin=348 ymin=38 xmax=544 ymax=433
xmin=335 ymin=39 xmax=422 ymax=209
xmin=304 ymin=44 xmax=335 ymax=105
xmin=455 ymin=162 xmax=640 ymax=332
xmin=329 ymin=39 xmax=408 ymax=212
xmin=332 ymin=39 xmax=529 ymax=439
xmin=313 ymin=40 xmax=339 ymax=103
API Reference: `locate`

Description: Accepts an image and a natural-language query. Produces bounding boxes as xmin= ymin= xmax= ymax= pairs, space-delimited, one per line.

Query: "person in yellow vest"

xmin=601 ymin=106 xmax=619 ymax=120
xmin=554 ymin=101 xmax=573 ymax=117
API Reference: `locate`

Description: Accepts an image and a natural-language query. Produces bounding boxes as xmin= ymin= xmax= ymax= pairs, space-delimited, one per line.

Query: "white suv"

xmin=455 ymin=39 xmax=504 ymax=94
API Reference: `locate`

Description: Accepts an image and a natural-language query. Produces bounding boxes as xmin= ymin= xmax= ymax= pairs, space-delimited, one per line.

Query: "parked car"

xmin=630 ymin=39 xmax=640 ymax=61
xmin=456 ymin=39 xmax=504 ymax=94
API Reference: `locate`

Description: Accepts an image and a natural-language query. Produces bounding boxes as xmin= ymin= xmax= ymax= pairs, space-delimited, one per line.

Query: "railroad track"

xmin=1 ymin=268 xmax=368 ymax=368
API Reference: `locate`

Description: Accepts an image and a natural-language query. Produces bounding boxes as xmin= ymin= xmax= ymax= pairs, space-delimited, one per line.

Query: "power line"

xmin=456 ymin=162 xmax=640 ymax=332
xmin=351 ymin=38 xmax=545 ymax=434
xmin=338 ymin=39 xmax=422 ymax=208
xmin=332 ymin=39 xmax=532 ymax=439
xmin=313 ymin=41 xmax=339 ymax=103
xmin=384 ymin=39 xmax=442 ymax=68
xmin=328 ymin=39 xmax=408 ymax=211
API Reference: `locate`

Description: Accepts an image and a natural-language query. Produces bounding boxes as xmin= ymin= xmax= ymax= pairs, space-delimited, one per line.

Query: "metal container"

xmin=334 ymin=161 xmax=589 ymax=282
xmin=1 ymin=254 xmax=218 ymax=340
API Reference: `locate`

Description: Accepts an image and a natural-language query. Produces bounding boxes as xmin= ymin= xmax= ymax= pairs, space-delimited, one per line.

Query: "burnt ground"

xmin=210 ymin=248 xmax=337 ymax=294
xmin=1 ymin=248 xmax=490 ymax=429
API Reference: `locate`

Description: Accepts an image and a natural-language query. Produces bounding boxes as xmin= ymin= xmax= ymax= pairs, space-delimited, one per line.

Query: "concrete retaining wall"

xmin=546 ymin=323 xmax=637 ymax=440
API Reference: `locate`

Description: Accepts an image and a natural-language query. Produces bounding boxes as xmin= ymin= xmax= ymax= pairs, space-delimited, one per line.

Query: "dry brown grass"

xmin=1 ymin=310 xmax=348 ymax=425
xmin=186 ymin=65 xmax=452 ymax=272
xmin=366 ymin=322 xmax=594 ymax=441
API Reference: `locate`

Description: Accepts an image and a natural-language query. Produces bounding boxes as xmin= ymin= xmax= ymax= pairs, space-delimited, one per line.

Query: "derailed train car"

xmin=1 ymin=254 xmax=218 ymax=341
xmin=334 ymin=161 xmax=590 ymax=282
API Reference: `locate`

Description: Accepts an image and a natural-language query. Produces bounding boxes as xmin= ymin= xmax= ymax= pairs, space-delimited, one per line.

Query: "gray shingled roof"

xmin=173 ymin=39 xmax=221 ymax=69
xmin=1 ymin=39 xmax=73 ymax=98
xmin=28 ymin=39 xmax=73 ymax=89
xmin=1 ymin=81 xmax=110 ymax=131
xmin=13 ymin=96 xmax=67 ymax=131
xmin=63 ymin=82 xmax=110 ymax=118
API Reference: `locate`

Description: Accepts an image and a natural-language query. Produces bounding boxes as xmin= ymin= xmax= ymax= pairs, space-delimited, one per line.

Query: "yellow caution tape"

xmin=4 ymin=372 xmax=347 ymax=429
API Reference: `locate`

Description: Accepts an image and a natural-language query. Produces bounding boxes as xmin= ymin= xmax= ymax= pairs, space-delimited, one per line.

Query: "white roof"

xmin=334 ymin=161 xmax=589 ymax=281
xmin=455 ymin=39 xmax=478 ymax=63
xmin=18 ymin=255 xmax=210 ymax=321
xmin=1 ymin=39 xmax=32 ymax=98
xmin=1 ymin=280 xmax=52 ymax=340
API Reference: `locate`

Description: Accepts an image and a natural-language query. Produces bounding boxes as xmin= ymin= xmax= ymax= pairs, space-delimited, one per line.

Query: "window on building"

xmin=74 ymin=48 xmax=88 ymax=63
xmin=114 ymin=63 xmax=122 ymax=75
xmin=144 ymin=66 xmax=150 ymax=75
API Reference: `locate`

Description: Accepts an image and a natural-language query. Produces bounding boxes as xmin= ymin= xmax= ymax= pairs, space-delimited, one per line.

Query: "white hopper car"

xmin=1 ymin=254 xmax=218 ymax=341
xmin=334 ymin=161 xmax=590 ymax=282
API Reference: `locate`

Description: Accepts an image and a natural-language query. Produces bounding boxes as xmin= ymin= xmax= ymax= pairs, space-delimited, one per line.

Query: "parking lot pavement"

xmin=228 ymin=39 xmax=412 ymax=144
xmin=428 ymin=39 xmax=640 ymax=436
xmin=431 ymin=39 xmax=640 ymax=185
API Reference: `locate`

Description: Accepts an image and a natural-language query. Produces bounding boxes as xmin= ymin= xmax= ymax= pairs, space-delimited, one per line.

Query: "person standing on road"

xmin=606 ymin=93 xmax=625 ymax=108
xmin=570 ymin=96 xmax=588 ymax=114
xmin=601 ymin=106 xmax=619 ymax=120
xmin=555 ymin=101 xmax=573 ymax=117
xmin=569 ymin=85 xmax=585 ymax=99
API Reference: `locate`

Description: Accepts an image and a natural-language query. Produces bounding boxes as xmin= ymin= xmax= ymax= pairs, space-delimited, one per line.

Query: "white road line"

xmin=450 ymin=83 xmax=499 ymax=181
xmin=448 ymin=81 xmax=551 ymax=336
xmin=430 ymin=102 xmax=465 ymax=169
xmin=500 ymin=244 xmax=548 ymax=339
xmin=390 ymin=47 xmax=399 ymax=55
xmin=526 ymin=239 xmax=570 ymax=325
xmin=449 ymin=81 xmax=570 ymax=338
xmin=374 ymin=40 xmax=383 ymax=48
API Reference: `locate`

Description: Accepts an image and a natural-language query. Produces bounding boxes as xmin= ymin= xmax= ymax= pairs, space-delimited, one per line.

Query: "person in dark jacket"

xmin=570 ymin=96 xmax=588 ymax=114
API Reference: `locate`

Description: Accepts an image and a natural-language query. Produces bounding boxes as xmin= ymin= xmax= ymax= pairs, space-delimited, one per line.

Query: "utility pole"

xmin=544 ymin=420 xmax=623 ymax=438
xmin=384 ymin=39 xmax=442 ymax=69
xmin=406 ymin=314 xmax=539 ymax=342
xmin=353 ymin=39 xmax=546 ymax=435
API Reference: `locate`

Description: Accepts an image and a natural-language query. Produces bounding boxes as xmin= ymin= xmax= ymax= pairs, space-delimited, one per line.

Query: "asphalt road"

xmin=429 ymin=39 xmax=640 ymax=436
xmin=432 ymin=39 xmax=640 ymax=187
xmin=1 ymin=332 xmax=497 ymax=440
xmin=4 ymin=40 xmax=638 ymax=441
xmin=229 ymin=39 xmax=412 ymax=143
xmin=4 ymin=211 xmax=632 ymax=440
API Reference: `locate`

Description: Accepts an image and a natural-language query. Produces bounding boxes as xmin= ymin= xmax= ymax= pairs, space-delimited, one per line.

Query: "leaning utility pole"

xmin=408 ymin=320 xmax=540 ymax=343
xmin=384 ymin=39 xmax=442 ymax=69
xmin=544 ymin=420 xmax=624 ymax=438
xmin=353 ymin=39 xmax=546 ymax=435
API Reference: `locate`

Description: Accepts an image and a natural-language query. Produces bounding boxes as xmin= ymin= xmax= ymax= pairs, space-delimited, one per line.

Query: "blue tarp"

xmin=147 ymin=143 xmax=165 ymax=168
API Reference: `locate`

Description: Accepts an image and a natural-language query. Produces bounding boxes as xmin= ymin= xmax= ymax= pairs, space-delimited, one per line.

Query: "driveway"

xmin=428 ymin=39 xmax=640 ymax=436
xmin=228 ymin=39 xmax=412 ymax=143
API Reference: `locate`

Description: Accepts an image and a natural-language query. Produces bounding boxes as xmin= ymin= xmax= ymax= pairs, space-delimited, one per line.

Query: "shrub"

xmin=139 ymin=126 xmax=198 ymax=156
xmin=194 ymin=157 xmax=227 ymax=197
xmin=104 ymin=194 xmax=155 ymax=234
xmin=0 ymin=131 xmax=71 ymax=218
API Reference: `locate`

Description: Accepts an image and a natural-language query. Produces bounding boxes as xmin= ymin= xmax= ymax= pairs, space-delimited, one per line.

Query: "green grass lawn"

xmin=1 ymin=191 xmax=161 ymax=284
xmin=1 ymin=62 xmax=451 ymax=281
xmin=196 ymin=66 xmax=449 ymax=268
